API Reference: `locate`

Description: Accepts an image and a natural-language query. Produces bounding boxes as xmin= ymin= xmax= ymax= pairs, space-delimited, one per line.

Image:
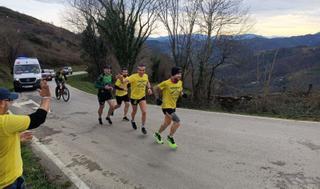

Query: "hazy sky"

xmin=0 ymin=0 xmax=319 ymax=37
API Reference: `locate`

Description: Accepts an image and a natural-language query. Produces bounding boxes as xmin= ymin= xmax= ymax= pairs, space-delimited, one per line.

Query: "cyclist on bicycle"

xmin=55 ymin=68 xmax=67 ymax=94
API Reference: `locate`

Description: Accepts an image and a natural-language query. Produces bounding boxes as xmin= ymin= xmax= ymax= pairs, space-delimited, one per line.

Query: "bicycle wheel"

xmin=62 ymin=87 xmax=70 ymax=102
xmin=55 ymin=87 xmax=61 ymax=100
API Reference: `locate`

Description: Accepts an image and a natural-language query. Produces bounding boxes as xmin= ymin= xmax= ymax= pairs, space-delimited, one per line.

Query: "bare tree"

xmin=69 ymin=0 xmax=158 ymax=73
xmin=157 ymin=0 xmax=201 ymax=79
xmin=192 ymin=0 xmax=250 ymax=100
xmin=158 ymin=0 xmax=250 ymax=100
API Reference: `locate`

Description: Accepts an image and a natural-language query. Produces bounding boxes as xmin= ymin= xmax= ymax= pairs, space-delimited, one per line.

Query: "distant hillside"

xmin=0 ymin=6 xmax=84 ymax=70
xmin=217 ymin=46 xmax=320 ymax=95
xmin=242 ymin=33 xmax=320 ymax=51
xmin=146 ymin=34 xmax=320 ymax=95
xmin=147 ymin=33 xmax=320 ymax=53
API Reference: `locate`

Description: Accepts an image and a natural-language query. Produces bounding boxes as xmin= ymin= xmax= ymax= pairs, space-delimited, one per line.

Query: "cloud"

xmin=244 ymin=0 xmax=320 ymax=15
xmin=0 ymin=0 xmax=319 ymax=36
xmin=242 ymin=0 xmax=320 ymax=36
xmin=33 ymin=0 xmax=64 ymax=4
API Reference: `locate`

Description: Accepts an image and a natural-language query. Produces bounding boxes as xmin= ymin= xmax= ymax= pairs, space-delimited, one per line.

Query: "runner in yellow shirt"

xmin=113 ymin=67 xmax=130 ymax=121
xmin=0 ymin=81 xmax=51 ymax=188
xmin=120 ymin=64 xmax=152 ymax=134
xmin=154 ymin=67 xmax=187 ymax=149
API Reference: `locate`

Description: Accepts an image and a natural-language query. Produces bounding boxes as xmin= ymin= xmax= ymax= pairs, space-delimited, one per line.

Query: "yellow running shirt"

xmin=158 ymin=79 xmax=183 ymax=109
xmin=127 ymin=73 xmax=149 ymax=100
xmin=115 ymin=78 xmax=128 ymax=97
xmin=0 ymin=114 xmax=30 ymax=188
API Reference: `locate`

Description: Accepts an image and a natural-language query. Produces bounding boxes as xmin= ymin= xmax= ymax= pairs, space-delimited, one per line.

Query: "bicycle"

xmin=55 ymin=83 xmax=70 ymax=102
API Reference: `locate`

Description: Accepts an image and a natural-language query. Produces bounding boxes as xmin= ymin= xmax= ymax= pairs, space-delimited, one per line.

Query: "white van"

xmin=13 ymin=57 xmax=42 ymax=92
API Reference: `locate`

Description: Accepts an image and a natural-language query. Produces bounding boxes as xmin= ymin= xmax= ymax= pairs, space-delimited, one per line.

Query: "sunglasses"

xmin=3 ymin=99 xmax=12 ymax=102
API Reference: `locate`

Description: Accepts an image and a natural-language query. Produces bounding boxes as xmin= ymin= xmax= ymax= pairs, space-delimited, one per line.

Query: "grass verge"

xmin=67 ymin=73 xmax=96 ymax=95
xmin=22 ymin=144 xmax=71 ymax=189
xmin=0 ymin=80 xmax=13 ymax=90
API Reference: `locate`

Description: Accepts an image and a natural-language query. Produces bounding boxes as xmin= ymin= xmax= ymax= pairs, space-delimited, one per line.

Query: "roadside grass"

xmin=71 ymin=65 xmax=88 ymax=72
xmin=0 ymin=64 xmax=13 ymax=90
xmin=22 ymin=144 xmax=71 ymax=189
xmin=0 ymin=80 xmax=13 ymax=90
xmin=67 ymin=73 xmax=96 ymax=95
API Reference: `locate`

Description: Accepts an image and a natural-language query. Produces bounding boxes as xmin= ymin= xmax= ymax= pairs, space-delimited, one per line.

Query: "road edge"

xmin=30 ymin=137 xmax=90 ymax=189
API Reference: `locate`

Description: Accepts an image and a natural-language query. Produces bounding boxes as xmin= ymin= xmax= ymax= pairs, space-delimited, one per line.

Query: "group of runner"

xmin=95 ymin=64 xmax=186 ymax=149
xmin=0 ymin=64 xmax=185 ymax=188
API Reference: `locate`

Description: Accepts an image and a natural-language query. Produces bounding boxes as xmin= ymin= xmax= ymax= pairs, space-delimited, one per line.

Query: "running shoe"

xmin=131 ymin=121 xmax=137 ymax=130
xmin=153 ymin=132 xmax=164 ymax=144
xmin=123 ymin=116 xmax=130 ymax=121
xmin=166 ymin=136 xmax=177 ymax=149
xmin=141 ymin=127 xmax=147 ymax=135
xmin=106 ymin=117 xmax=112 ymax=125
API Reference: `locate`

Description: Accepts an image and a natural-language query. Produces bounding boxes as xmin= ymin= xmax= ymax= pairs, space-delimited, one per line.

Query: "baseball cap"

xmin=104 ymin=65 xmax=112 ymax=69
xmin=171 ymin=67 xmax=182 ymax=76
xmin=0 ymin=88 xmax=19 ymax=101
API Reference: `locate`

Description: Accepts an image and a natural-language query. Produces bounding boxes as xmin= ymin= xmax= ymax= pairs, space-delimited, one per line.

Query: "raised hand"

xmin=20 ymin=131 xmax=33 ymax=143
xmin=39 ymin=80 xmax=51 ymax=97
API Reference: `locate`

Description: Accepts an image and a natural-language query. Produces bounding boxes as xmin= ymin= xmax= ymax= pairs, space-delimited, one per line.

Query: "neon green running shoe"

xmin=153 ymin=132 xmax=164 ymax=144
xmin=166 ymin=136 xmax=177 ymax=149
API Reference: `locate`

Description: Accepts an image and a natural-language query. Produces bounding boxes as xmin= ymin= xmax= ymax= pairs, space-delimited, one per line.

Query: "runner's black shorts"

xmin=162 ymin=108 xmax=180 ymax=122
xmin=116 ymin=95 xmax=130 ymax=105
xmin=162 ymin=108 xmax=176 ymax=115
xmin=98 ymin=90 xmax=113 ymax=105
xmin=130 ymin=96 xmax=146 ymax=106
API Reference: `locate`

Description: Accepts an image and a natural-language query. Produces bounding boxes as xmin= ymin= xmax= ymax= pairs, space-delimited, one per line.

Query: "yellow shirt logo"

xmin=127 ymin=73 xmax=149 ymax=100
xmin=115 ymin=78 xmax=128 ymax=97
xmin=158 ymin=79 xmax=183 ymax=109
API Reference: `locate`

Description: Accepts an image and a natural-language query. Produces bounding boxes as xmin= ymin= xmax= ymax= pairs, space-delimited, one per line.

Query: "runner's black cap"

xmin=104 ymin=65 xmax=112 ymax=69
xmin=171 ymin=67 xmax=182 ymax=76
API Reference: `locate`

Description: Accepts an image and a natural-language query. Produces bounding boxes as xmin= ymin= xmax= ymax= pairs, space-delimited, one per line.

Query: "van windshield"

xmin=15 ymin=64 xmax=41 ymax=74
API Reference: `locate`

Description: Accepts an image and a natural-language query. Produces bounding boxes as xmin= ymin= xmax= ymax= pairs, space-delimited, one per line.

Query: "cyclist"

xmin=55 ymin=68 xmax=67 ymax=96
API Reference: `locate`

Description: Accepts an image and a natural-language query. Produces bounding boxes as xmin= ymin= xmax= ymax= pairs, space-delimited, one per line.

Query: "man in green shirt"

xmin=95 ymin=65 xmax=115 ymax=125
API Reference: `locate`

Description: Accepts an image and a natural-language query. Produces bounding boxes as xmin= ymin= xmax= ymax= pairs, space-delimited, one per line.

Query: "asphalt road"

xmin=11 ymin=81 xmax=320 ymax=189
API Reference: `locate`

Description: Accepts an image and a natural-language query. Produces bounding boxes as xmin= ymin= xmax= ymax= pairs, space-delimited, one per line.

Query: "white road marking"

xmin=13 ymin=99 xmax=52 ymax=113
xmin=12 ymin=100 xmax=37 ymax=108
xmin=31 ymin=137 xmax=90 ymax=189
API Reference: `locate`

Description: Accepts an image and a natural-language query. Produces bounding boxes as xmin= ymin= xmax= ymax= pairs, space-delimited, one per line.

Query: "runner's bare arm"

xmin=154 ymin=86 xmax=163 ymax=105
xmin=147 ymin=81 xmax=153 ymax=95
